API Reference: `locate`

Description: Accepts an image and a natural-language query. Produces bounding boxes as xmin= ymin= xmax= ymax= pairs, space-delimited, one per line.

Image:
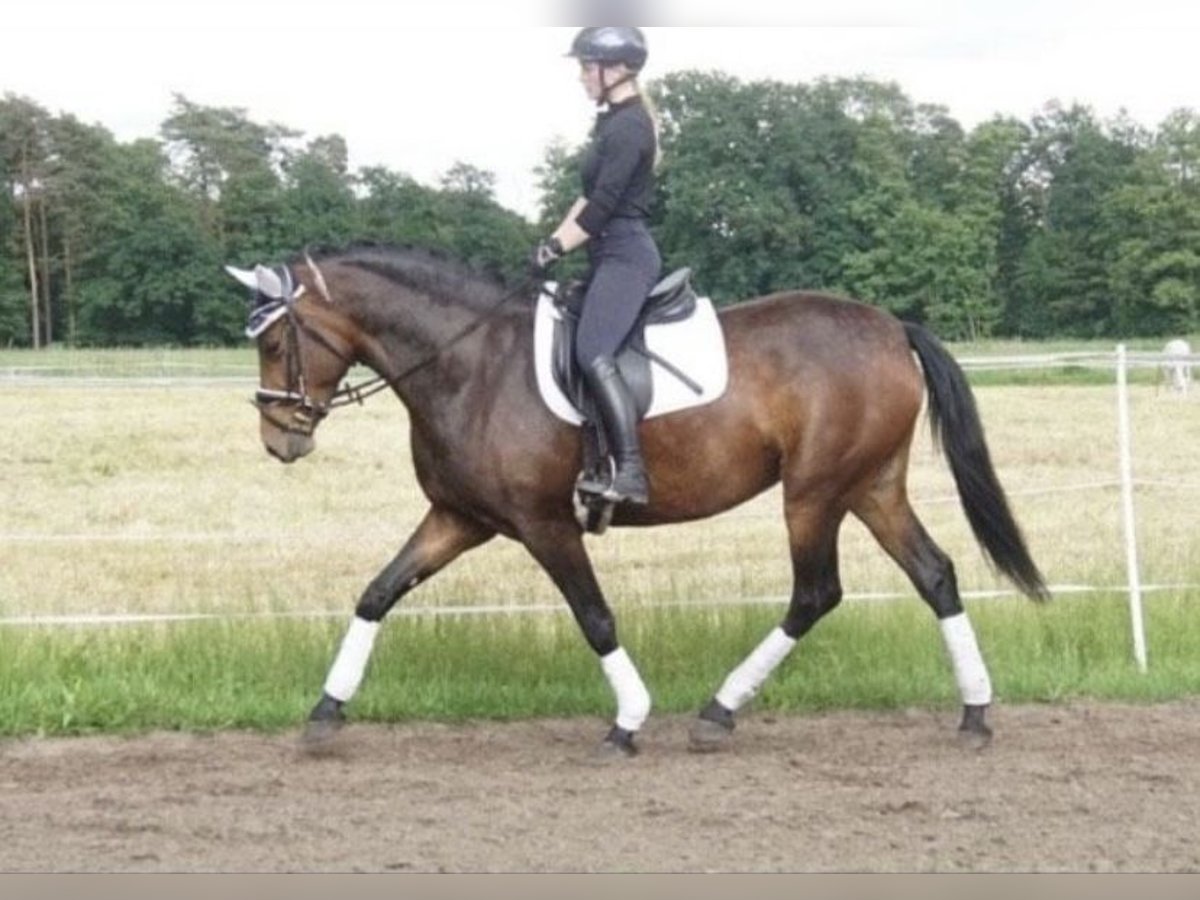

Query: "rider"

xmin=531 ymin=26 xmax=662 ymax=506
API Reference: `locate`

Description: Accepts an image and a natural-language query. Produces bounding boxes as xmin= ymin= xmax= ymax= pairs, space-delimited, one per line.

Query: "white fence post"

xmin=1115 ymin=344 xmax=1148 ymax=673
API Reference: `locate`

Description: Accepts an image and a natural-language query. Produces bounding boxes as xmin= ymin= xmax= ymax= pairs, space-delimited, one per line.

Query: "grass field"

xmin=1 ymin=346 xmax=1198 ymax=736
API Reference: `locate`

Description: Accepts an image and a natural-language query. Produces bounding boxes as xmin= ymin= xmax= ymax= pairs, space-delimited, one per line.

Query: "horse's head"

xmin=226 ymin=257 xmax=355 ymax=463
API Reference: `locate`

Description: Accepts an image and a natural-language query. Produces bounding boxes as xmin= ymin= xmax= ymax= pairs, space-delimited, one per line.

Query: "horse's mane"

xmin=293 ymin=242 xmax=513 ymax=310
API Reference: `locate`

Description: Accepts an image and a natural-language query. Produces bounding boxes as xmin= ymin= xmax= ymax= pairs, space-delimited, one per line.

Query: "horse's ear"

xmin=254 ymin=264 xmax=285 ymax=300
xmin=304 ymin=252 xmax=333 ymax=303
xmin=224 ymin=265 xmax=259 ymax=291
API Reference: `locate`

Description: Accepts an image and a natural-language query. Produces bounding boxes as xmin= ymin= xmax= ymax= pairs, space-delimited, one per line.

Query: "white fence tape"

xmin=2 ymin=582 xmax=1196 ymax=630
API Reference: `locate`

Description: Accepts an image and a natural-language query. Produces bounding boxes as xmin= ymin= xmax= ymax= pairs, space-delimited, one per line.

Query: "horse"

xmin=228 ymin=244 xmax=1048 ymax=757
xmin=1159 ymin=339 xmax=1193 ymax=395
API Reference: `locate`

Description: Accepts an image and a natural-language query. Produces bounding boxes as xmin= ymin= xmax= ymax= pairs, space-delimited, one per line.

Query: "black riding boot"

xmin=579 ymin=355 xmax=650 ymax=505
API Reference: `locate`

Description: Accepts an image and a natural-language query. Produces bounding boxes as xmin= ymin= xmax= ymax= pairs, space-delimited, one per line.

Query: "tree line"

xmin=2 ymin=73 xmax=1197 ymax=348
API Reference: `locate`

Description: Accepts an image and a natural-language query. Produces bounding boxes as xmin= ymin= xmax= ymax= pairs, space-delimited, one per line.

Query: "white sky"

xmin=4 ymin=1 xmax=1198 ymax=220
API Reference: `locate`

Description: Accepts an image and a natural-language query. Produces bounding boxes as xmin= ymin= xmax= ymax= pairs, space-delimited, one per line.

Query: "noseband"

xmin=253 ymin=304 xmax=335 ymax=437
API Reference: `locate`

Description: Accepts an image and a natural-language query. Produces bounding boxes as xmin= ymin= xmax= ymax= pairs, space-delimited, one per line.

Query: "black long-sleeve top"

xmin=576 ymin=96 xmax=657 ymax=237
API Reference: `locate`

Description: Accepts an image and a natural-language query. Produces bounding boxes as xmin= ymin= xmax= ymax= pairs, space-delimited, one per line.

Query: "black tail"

xmin=904 ymin=322 xmax=1049 ymax=601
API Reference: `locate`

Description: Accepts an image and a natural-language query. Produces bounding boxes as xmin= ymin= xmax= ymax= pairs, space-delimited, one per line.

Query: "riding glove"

xmin=530 ymin=237 xmax=565 ymax=276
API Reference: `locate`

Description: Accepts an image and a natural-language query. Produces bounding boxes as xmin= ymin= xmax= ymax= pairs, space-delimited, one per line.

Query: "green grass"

xmin=3 ymin=593 xmax=1198 ymax=738
xmin=965 ymin=366 xmax=1151 ymax=388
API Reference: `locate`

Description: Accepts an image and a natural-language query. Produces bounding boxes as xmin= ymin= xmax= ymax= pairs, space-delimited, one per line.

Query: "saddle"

xmin=550 ymin=267 xmax=700 ymax=419
xmin=549 ymin=268 xmax=700 ymax=533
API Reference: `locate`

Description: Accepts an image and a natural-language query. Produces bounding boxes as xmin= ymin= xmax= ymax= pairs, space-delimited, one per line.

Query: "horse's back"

xmin=718 ymin=290 xmax=921 ymax=400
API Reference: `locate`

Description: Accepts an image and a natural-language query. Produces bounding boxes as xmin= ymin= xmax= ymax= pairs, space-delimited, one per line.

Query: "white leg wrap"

xmin=939 ymin=613 xmax=993 ymax=706
xmin=601 ymin=647 xmax=652 ymax=733
xmin=715 ymin=627 xmax=797 ymax=712
xmin=323 ymin=617 xmax=381 ymax=703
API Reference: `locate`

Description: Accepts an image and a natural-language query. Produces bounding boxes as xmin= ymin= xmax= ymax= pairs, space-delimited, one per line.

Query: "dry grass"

xmin=1 ymin=373 xmax=1198 ymax=621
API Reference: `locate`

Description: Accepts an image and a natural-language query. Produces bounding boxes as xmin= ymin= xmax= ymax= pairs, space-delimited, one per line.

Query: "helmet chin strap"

xmin=598 ymin=65 xmax=636 ymax=106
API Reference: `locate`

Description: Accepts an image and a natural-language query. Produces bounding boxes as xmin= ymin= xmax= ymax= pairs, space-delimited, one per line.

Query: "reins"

xmin=358 ymin=272 xmax=540 ymax=390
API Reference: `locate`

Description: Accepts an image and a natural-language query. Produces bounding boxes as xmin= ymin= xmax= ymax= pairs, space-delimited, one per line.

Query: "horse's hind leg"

xmin=691 ymin=502 xmax=844 ymax=752
xmin=853 ymin=477 xmax=994 ymax=748
xmin=302 ymin=506 xmax=494 ymax=749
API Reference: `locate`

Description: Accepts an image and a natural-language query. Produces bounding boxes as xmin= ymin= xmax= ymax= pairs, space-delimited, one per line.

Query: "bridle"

xmin=251 ymin=294 xmax=362 ymax=438
xmin=244 ymin=260 xmax=537 ymax=436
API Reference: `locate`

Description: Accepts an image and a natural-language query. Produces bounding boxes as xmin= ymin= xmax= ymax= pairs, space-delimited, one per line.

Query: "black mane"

xmin=293 ymin=242 xmax=513 ymax=310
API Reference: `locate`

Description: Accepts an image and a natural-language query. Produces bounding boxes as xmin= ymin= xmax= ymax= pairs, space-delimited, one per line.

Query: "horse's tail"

xmin=904 ymin=322 xmax=1049 ymax=602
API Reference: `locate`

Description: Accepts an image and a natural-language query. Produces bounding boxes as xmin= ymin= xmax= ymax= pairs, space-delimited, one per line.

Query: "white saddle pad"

xmin=533 ymin=286 xmax=729 ymax=426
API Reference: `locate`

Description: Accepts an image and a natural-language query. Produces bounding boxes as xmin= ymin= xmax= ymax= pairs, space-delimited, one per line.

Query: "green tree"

xmin=653 ymin=72 xmax=811 ymax=304
xmin=76 ymin=139 xmax=224 ymax=345
xmin=41 ymin=114 xmax=126 ymax=344
xmin=355 ymin=165 xmax=444 ymax=245
xmin=933 ymin=117 xmax=1030 ymax=338
xmin=160 ymin=94 xmax=296 ymax=261
xmin=834 ymin=80 xmax=998 ymax=334
xmin=434 ymin=161 xmax=536 ymax=282
xmin=1012 ymin=103 xmax=1141 ymax=337
xmin=1107 ymin=109 xmax=1200 ymax=335
xmin=0 ymin=115 xmax=27 ymax=344
xmin=440 ymin=161 xmax=497 ymax=197
xmin=282 ymin=134 xmax=357 ymax=248
xmin=0 ymin=94 xmax=51 ymax=346
xmin=534 ymin=138 xmax=583 ymax=234
xmin=354 ymin=161 xmax=534 ymax=283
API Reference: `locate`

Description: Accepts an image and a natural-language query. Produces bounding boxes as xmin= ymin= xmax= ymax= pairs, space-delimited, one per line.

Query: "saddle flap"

xmin=551 ymin=309 xmax=652 ymax=421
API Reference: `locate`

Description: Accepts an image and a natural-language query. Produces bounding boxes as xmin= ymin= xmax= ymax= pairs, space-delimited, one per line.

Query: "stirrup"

xmin=576 ymin=458 xmax=617 ymax=500
xmin=578 ymin=459 xmax=649 ymax=506
xmin=574 ymin=466 xmax=616 ymax=535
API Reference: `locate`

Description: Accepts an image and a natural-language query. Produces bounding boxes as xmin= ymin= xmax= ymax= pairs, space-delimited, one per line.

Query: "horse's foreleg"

xmin=521 ymin=520 xmax=650 ymax=757
xmin=692 ymin=505 xmax=843 ymax=752
xmin=855 ymin=491 xmax=994 ymax=748
xmin=303 ymin=506 xmax=494 ymax=749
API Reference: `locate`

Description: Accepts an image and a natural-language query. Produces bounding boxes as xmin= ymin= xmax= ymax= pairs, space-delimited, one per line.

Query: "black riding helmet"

xmin=566 ymin=26 xmax=648 ymax=72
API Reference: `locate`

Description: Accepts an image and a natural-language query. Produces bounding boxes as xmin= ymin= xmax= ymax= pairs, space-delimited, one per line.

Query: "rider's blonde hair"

xmin=632 ymin=79 xmax=663 ymax=170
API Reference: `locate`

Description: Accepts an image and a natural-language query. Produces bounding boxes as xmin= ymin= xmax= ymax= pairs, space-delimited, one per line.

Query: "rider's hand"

xmin=529 ymin=237 xmax=565 ymax=276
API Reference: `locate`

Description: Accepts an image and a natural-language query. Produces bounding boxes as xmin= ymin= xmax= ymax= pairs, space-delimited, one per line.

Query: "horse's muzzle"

xmin=260 ymin=415 xmax=316 ymax=463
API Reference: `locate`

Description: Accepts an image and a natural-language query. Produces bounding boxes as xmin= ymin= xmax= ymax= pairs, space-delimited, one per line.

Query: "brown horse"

xmin=229 ymin=244 xmax=1047 ymax=756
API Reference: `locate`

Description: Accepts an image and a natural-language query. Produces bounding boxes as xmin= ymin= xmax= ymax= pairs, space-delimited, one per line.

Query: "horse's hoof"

xmin=957 ymin=704 xmax=993 ymax=751
xmin=689 ymin=699 xmax=736 ymax=754
xmin=299 ymin=694 xmax=346 ymax=755
xmin=689 ymin=718 xmax=735 ymax=753
xmin=299 ymin=717 xmax=345 ymax=755
xmin=586 ymin=725 xmax=638 ymax=764
xmin=957 ymin=724 xmax=993 ymax=751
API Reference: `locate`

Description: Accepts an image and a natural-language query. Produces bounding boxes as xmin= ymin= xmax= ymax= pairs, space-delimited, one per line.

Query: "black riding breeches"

xmin=575 ymin=217 xmax=662 ymax=370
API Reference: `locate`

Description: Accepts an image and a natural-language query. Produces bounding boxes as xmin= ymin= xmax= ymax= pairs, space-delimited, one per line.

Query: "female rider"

xmin=531 ymin=26 xmax=662 ymax=506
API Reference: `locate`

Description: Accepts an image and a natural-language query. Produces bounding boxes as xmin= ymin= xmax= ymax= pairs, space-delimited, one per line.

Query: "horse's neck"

xmin=343 ymin=273 xmax=520 ymax=397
